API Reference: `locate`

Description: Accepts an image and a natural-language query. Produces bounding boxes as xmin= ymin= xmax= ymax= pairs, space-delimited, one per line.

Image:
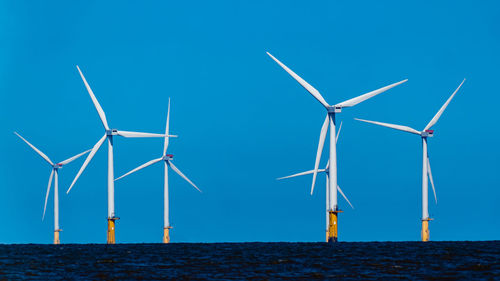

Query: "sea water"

xmin=0 ymin=241 xmax=499 ymax=279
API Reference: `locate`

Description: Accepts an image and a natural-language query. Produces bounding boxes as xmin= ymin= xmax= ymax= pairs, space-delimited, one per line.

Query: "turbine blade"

xmin=116 ymin=130 xmax=167 ymax=138
xmin=337 ymin=185 xmax=354 ymax=209
xmin=67 ymin=134 xmax=107 ymax=194
xmin=355 ymin=118 xmax=421 ymax=135
xmin=266 ymin=52 xmax=330 ymax=108
xmin=424 ymin=79 xmax=465 ymax=131
xmin=427 ymin=156 xmax=437 ymax=204
xmin=336 ymin=121 xmax=342 ymax=143
xmin=277 ymin=169 xmax=326 ymax=180
xmin=115 ymin=157 xmax=163 ymax=181
xmin=168 ymin=161 xmax=201 ymax=192
xmin=76 ymin=66 xmax=110 ymax=130
xmin=59 ymin=149 xmax=92 ymax=165
xmin=311 ymin=115 xmax=329 ymax=195
xmin=42 ymin=169 xmax=54 ymax=220
xmin=14 ymin=132 xmax=53 ymax=165
xmin=336 ymin=79 xmax=408 ymax=108
xmin=163 ymin=98 xmax=171 ymax=155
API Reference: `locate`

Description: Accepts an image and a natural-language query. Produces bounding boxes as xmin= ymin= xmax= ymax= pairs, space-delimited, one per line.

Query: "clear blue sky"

xmin=0 ymin=1 xmax=498 ymax=243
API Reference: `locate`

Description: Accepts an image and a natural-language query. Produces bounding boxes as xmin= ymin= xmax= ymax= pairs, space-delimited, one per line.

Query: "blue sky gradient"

xmin=1 ymin=1 xmax=499 ymax=243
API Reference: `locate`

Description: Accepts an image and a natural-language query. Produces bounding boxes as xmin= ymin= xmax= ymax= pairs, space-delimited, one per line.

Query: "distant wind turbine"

xmin=115 ymin=99 xmax=201 ymax=243
xmin=267 ymin=52 xmax=407 ymax=242
xmin=355 ymin=79 xmax=465 ymax=242
xmin=14 ymin=132 xmax=90 ymax=244
xmin=277 ymin=122 xmax=354 ymax=241
xmin=66 ymin=66 xmax=174 ymax=244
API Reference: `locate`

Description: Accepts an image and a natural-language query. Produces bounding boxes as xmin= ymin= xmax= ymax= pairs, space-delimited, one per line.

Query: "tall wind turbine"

xmin=115 ymin=99 xmax=201 ymax=243
xmin=277 ymin=122 xmax=354 ymax=241
xmin=67 ymin=66 xmax=173 ymax=244
xmin=14 ymin=132 xmax=90 ymax=244
xmin=267 ymin=52 xmax=407 ymax=242
xmin=355 ymin=79 xmax=465 ymax=242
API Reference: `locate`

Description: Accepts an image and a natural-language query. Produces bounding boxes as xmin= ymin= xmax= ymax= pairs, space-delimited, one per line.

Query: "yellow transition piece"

xmin=421 ymin=218 xmax=431 ymax=242
xmin=54 ymin=230 xmax=60 ymax=245
xmin=328 ymin=210 xmax=342 ymax=243
xmin=107 ymin=218 xmax=119 ymax=244
xmin=163 ymin=227 xmax=172 ymax=244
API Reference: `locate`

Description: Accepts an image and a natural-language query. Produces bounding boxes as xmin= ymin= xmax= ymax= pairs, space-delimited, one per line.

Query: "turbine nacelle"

xmin=421 ymin=130 xmax=434 ymax=138
xmin=53 ymin=163 xmax=63 ymax=169
xmin=327 ymin=106 xmax=342 ymax=113
xmin=106 ymin=129 xmax=119 ymax=136
xmin=162 ymin=154 xmax=174 ymax=161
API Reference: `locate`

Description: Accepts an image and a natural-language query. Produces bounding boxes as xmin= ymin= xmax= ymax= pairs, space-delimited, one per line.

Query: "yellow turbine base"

xmin=421 ymin=218 xmax=431 ymax=242
xmin=54 ymin=230 xmax=60 ymax=245
xmin=328 ymin=210 xmax=342 ymax=243
xmin=107 ymin=218 xmax=119 ymax=244
xmin=163 ymin=227 xmax=172 ymax=244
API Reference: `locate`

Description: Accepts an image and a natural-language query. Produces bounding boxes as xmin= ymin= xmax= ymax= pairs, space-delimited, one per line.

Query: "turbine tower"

xmin=267 ymin=52 xmax=407 ymax=242
xmin=115 ymin=99 xmax=201 ymax=243
xmin=355 ymin=79 xmax=465 ymax=241
xmin=277 ymin=123 xmax=354 ymax=241
xmin=67 ymin=66 xmax=173 ymax=244
xmin=14 ymin=132 xmax=90 ymax=244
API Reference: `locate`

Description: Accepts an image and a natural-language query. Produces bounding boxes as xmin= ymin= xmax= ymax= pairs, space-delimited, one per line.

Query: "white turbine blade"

xmin=168 ymin=161 xmax=202 ymax=192
xmin=336 ymin=121 xmax=342 ymax=143
xmin=163 ymin=98 xmax=171 ymax=155
xmin=337 ymin=185 xmax=354 ymax=209
xmin=311 ymin=115 xmax=329 ymax=195
xmin=76 ymin=66 xmax=110 ymax=130
xmin=355 ymin=118 xmax=421 ymax=135
xmin=115 ymin=157 xmax=163 ymax=181
xmin=277 ymin=169 xmax=326 ymax=180
xmin=14 ymin=132 xmax=53 ymax=165
xmin=266 ymin=52 xmax=330 ymax=108
xmin=59 ymin=149 xmax=92 ymax=165
xmin=67 ymin=134 xmax=107 ymax=194
xmin=427 ymin=156 xmax=437 ymax=204
xmin=424 ymin=79 xmax=465 ymax=131
xmin=116 ymin=130 xmax=166 ymax=138
xmin=336 ymin=79 xmax=408 ymax=108
xmin=42 ymin=169 xmax=54 ymax=220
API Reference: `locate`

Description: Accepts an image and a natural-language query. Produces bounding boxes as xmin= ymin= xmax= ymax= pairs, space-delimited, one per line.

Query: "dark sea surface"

xmin=0 ymin=241 xmax=499 ymax=280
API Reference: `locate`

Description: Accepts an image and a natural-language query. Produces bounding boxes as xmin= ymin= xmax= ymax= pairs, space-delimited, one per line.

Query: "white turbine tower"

xmin=14 ymin=132 xmax=90 ymax=244
xmin=267 ymin=52 xmax=407 ymax=242
xmin=355 ymin=79 xmax=465 ymax=242
xmin=277 ymin=122 xmax=354 ymax=241
xmin=66 ymin=66 xmax=173 ymax=244
xmin=114 ymin=99 xmax=201 ymax=243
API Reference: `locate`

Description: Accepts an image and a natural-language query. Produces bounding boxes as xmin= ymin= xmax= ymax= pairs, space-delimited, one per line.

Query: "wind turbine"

xmin=277 ymin=122 xmax=354 ymax=242
xmin=14 ymin=132 xmax=90 ymax=244
xmin=66 ymin=66 xmax=173 ymax=244
xmin=267 ymin=52 xmax=407 ymax=242
xmin=114 ymin=99 xmax=201 ymax=243
xmin=355 ymin=79 xmax=465 ymax=242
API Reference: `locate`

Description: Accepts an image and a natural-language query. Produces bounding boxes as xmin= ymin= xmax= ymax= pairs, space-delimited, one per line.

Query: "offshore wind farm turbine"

xmin=277 ymin=123 xmax=354 ymax=241
xmin=14 ymin=132 xmax=90 ymax=244
xmin=115 ymin=99 xmax=201 ymax=243
xmin=355 ymin=79 xmax=465 ymax=242
xmin=267 ymin=52 xmax=407 ymax=243
xmin=66 ymin=66 xmax=172 ymax=244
